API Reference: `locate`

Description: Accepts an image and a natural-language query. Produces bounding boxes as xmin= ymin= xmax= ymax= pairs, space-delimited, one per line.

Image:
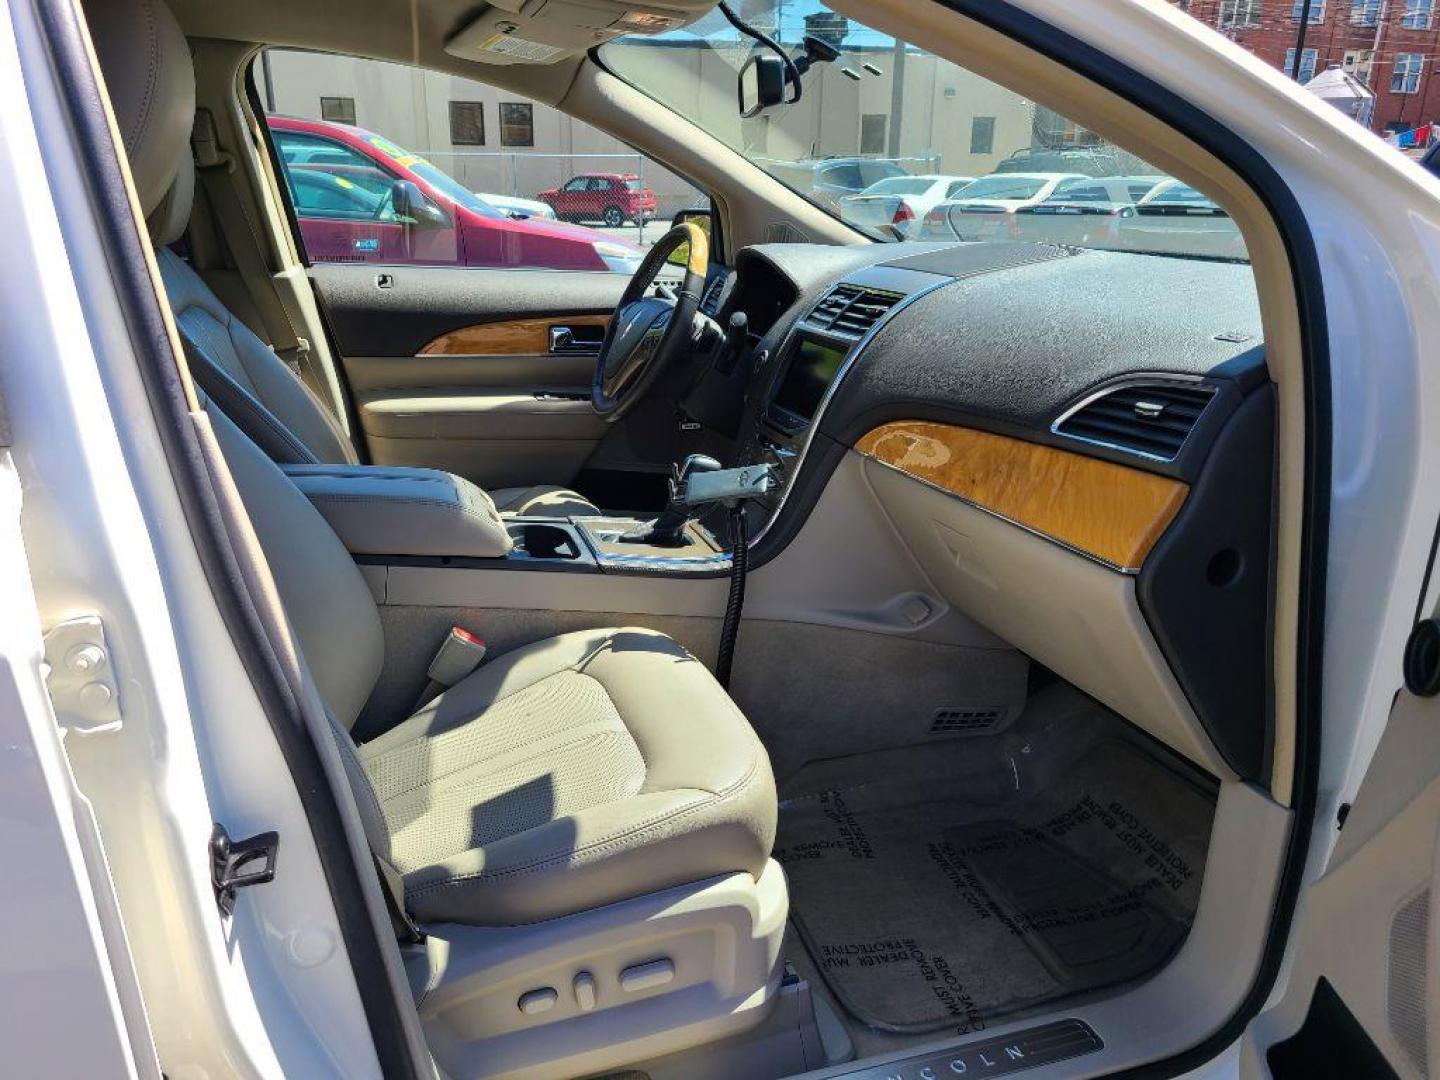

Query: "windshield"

xmin=364 ymin=133 xmax=504 ymax=218
xmin=955 ymin=176 xmax=1048 ymax=201
xmin=599 ymin=5 xmax=1248 ymax=262
xmin=866 ymin=177 xmax=934 ymax=195
xmin=1147 ymin=183 xmax=1217 ymax=207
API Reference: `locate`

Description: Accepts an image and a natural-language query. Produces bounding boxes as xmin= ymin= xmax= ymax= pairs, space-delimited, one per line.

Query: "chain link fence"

xmin=421 ymin=151 xmax=708 ymax=248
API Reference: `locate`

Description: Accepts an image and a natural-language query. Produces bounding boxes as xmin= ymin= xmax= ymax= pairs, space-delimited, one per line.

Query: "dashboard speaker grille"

xmin=1389 ymin=887 xmax=1430 ymax=1077
xmin=806 ymin=285 xmax=904 ymax=339
xmin=1054 ymin=381 xmax=1215 ymax=461
xmin=929 ymin=707 xmax=1004 ymax=735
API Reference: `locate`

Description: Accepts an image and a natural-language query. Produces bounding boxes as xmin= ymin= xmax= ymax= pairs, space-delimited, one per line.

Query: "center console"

xmin=738 ymin=265 xmax=946 ymax=534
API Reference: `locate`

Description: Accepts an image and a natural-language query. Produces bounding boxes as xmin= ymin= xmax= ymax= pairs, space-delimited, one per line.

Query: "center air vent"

xmin=1054 ymin=380 xmax=1216 ymax=461
xmin=699 ymin=275 xmax=726 ymax=318
xmin=805 ymin=285 xmax=903 ymax=339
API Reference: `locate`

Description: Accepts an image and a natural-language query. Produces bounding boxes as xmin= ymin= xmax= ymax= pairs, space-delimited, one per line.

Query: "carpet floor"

xmin=776 ymin=736 xmax=1215 ymax=1034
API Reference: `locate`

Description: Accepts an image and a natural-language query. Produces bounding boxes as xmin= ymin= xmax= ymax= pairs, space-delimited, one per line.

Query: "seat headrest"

xmin=85 ymin=0 xmax=195 ymax=245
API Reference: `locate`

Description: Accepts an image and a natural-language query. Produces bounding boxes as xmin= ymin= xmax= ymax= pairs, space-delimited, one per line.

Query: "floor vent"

xmin=929 ymin=707 xmax=1004 ymax=735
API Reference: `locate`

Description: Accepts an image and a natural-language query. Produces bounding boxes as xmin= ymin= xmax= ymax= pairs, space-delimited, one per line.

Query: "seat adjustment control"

xmin=619 ymin=958 xmax=675 ymax=993
xmin=517 ymin=987 xmax=558 ymax=1015
xmin=573 ymin=970 xmax=597 ymax=1012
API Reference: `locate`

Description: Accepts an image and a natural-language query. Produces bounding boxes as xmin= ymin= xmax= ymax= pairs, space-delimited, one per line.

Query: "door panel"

xmin=312 ymin=263 xmax=626 ymax=359
xmin=1246 ymin=680 xmax=1440 ymax=1078
xmin=310 ymin=263 xmax=628 ymax=487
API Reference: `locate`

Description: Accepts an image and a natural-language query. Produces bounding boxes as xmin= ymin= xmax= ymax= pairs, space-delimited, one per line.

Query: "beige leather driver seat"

xmin=90 ymin=0 xmax=777 ymax=926
xmin=87 ymin=0 xmax=599 ymax=519
xmin=93 ymin=2 xmax=785 ymax=1072
xmin=94 ymin=4 xmax=786 ymax=1071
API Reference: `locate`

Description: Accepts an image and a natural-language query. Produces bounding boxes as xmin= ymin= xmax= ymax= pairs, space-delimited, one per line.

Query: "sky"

xmin=681 ymin=1 xmax=901 ymax=49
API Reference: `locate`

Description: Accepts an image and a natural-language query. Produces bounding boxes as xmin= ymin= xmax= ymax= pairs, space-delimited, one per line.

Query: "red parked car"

xmin=266 ymin=116 xmax=643 ymax=272
xmin=538 ymin=174 xmax=657 ymax=227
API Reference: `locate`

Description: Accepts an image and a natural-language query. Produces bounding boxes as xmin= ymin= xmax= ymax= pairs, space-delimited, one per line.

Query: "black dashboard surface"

xmin=732 ymin=241 xmax=1265 ymax=483
xmin=822 ymin=247 xmax=1264 ymax=443
xmin=728 ymin=240 xmax=1273 ymax=784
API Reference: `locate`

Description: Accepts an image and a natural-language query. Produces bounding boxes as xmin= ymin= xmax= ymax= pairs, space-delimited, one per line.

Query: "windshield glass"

xmin=600 ymin=4 xmax=1248 ymax=262
xmin=955 ymin=176 xmax=1048 ymax=201
xmin=364 ymin=133 xmax=504 ymax=218
xmin=866 ymin=177 xmax=934 ymax=195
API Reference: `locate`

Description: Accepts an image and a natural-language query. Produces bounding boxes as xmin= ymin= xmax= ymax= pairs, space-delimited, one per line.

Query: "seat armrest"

xmin=282 ymin=464 xmax=513 ymax=558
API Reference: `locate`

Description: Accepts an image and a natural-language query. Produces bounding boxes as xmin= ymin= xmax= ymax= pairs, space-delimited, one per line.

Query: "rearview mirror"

xmin=738 ymin=54 xmax=786 ymax=118
xmin=391 ymin=180 xmax=448 ymax=229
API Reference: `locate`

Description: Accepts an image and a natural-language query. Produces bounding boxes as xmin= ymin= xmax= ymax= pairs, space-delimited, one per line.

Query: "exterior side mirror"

xmin=738 ymin=54 xmax=786 ymax=118
xmin=391 ymin=180 xmax=447 ymax=228
xmin=667 ymin=208 xmax=712 ymax=267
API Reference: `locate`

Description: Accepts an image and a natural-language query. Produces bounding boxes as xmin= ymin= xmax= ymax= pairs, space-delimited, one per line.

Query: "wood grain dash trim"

xmin=417 ymin=314 xmax=611 ymax=356
xmin=856 ymin=421 xmax=1188 ymax=571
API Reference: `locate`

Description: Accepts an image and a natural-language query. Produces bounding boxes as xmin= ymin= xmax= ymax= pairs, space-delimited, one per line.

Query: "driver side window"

xmin=257 ymin=48 xmax=710 ymax=274
xmin=275 ymin=130 xmax=406 ymax=221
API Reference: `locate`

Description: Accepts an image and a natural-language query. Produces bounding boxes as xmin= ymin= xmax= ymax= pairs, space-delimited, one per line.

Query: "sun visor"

xmin=445 ymin=1 xmax=694 ymax=65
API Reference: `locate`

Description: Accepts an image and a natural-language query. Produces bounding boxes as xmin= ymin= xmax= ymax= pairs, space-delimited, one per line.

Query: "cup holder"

xmin=507 ymin=522 xmax=586 ymax=562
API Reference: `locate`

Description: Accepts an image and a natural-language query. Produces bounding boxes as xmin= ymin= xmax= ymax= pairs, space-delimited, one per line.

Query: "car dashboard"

xmin=698 ymin=238 xmax=1272 ymax=786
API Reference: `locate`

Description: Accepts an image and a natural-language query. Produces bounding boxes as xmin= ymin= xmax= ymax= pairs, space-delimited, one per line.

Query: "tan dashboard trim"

xmin=417 ymin=314 xmax=611 ymax=356
xmin=856 ymin=421 xmax=1188 ymax=571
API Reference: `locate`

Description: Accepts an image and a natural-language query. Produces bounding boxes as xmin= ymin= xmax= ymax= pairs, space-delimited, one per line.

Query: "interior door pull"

xmin=549 ymin=326 xmax=601 ymax=354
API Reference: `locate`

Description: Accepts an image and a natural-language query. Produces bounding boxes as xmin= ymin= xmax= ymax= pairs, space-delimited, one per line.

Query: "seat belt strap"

xmin=190 ymin=109 xmax=313 ymax=381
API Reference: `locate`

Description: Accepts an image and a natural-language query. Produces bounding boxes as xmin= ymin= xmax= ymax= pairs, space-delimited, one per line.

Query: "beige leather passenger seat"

xmin=90 ymin=3 xmax=787 ymax=1074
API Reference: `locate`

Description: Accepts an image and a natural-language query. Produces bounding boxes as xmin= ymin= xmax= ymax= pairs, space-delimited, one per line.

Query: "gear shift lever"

xmin=631 ymin=454 xmax=722 ymax=546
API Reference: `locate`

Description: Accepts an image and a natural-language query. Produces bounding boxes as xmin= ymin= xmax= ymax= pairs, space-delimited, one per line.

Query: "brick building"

xmin=1182 ymin=0 xmax=1440 ymax=134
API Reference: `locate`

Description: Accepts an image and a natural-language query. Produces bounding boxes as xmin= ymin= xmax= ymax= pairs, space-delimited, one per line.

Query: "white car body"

xmin=1114 ymin=178 xmax=1249 ymax=259
xmin=10 ymin=0 xmax=1440 ymax=1076
xmin=919 ymin=171 xmax=1086 ymax=240
xmin=838 ymin=174 xmax=976 ymax=237
xmin=474 ymin=191 xmax=556 ymax=220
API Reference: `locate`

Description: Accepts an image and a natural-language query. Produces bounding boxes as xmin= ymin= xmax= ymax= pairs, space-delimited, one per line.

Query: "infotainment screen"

xmin=772 ymin=337 xmax=848 ymax=422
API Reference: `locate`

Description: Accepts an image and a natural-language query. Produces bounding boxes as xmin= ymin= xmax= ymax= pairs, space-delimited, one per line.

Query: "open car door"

xmin=1248 ymin=607 xmax=1440 ymax=1079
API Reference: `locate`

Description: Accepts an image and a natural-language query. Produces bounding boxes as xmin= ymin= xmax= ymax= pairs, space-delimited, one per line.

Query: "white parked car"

xmin=11 ymin=0 xmax=1440 ymax=1078
xmin=1010 ymin=174 xmax=1168 ymax=247
xmin=1115 ymin=178 xmax=1249 ymax=260
xmin=917 ymin=171 xmax=1086 ymax=240
xmin=839 ymin=174 xmax=976 ymax=237
xmin=474 ymin=191 xmax=557 ymax=220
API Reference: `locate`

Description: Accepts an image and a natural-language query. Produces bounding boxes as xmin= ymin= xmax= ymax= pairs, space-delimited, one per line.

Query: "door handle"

xmin=549 ymin=326 xmax=602 ymax=354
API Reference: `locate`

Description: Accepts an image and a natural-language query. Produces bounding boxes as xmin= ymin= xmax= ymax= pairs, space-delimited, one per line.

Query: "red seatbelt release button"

xmin=426 ymin=626 xmax=488 ymax=688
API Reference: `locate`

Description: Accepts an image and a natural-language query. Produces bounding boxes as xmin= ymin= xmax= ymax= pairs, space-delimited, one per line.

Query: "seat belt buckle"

xmin=426 ymin=627 xmax=487 ymax=688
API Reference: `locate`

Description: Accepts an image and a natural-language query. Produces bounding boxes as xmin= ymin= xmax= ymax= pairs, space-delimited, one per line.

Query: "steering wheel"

xmin=592 ymin=221 xmax=709 ymax=422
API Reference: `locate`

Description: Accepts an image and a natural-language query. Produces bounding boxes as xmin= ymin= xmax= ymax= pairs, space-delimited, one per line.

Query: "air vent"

xmin=805 ymin=285 xmax=903 ymax=339
xmin=699 ymin=274 xmax=726 ymax=318
xmin=1054 ymin=380 xmax=1215 ymax=461
xmin=929 ymin=707 xmax=1004 ymax=735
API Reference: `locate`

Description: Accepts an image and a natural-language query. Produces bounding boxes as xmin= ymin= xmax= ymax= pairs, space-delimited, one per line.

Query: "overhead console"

xmin=445 ymin=0 xmax=706 ymax=65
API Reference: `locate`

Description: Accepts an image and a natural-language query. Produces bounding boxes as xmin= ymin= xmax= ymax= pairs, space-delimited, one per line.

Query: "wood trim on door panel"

xmin=417 ymin=314 xmax=611 ymax=356
xmin=855 ymin=420 xmax=1188 ymax=571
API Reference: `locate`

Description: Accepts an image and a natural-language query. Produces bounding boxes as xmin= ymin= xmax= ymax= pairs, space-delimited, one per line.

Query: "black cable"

xmin=715 ymin=504 xmax=749 ymax=689
xmin=717 ymin=0 xmax=803 ymax=104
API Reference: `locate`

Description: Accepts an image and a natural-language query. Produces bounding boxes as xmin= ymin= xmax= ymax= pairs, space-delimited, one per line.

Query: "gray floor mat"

xmin=776 ymin=737 xmax=1215 ymax=1034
